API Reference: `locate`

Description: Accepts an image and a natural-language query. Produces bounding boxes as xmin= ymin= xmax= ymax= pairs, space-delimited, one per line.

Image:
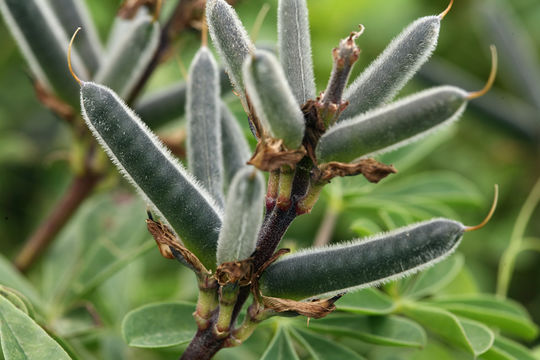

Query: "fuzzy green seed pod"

xmin=259 ymin=219 xmax=465 ymax=300
xmin=243 ymin=50 xmax=305 ymax=149
xmin=80 ymin=81 xmax=222 ymax=270
xmin=278 ymin=0 xmax=316 ymax=105
xmin=94 ymin=15 xmax=159 ymax=99
xmin=186 ymin=47 xmax=224 ymax=207
xmin=217 ymin=167 xmax=265 ymax=265
xmin=316 ymin=86 xmax=468 ymax=164
xmin=340 ymin=15 xmax=442 ymax=120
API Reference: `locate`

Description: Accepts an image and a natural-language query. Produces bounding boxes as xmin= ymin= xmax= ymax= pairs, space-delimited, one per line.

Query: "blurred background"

xmin=0 ymin=0 xmax=539 ymax=358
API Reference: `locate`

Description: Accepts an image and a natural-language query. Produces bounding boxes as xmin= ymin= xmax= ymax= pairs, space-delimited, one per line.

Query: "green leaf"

xmin=187 ymin=47 xmax=224 ymax=206
xmin=0 ymin=286 xmax=33 ymax=318
xmin=243 ymin=50 xmax=305 ymax=149
xmin=259 ymin=219 xmax=465 ymax=300
xmin=0 ymin=254 xmax=41 ymax=310
xmin=206 ymin=0 xmax=253 ymax=100
xmin=428 ymin=294 xmax=538 ymax=340
xmin=122 ymin=302 xmax=196 ymax=348
xmin=290 ymin=328 xmax=366 ymax=360
xmin=0 ymin=0 xmax=88 ymax=106
xmin=317 ymin=86 xmax=468 ymax=163
xmin=480 ymin=336 xmax=536 ymax=360
xmin=0 ymin=295 xmax=71 ymax=360
xmin=403 ymin=253 xmax=464 ymax=299
xmin=337 ymin=288 xmax=395 ymax=315
xmin=260 ymin=327 xmax=299 ymax=360
xmin=304 ymin=314 xmax=426 ymax=348
xmin=94 ymin=15 xmax=159 ymax=98
xmin=217 ymin=167 xmax=265 ymax=264
xmin=81 ymin=82 xmax=222 ymax=270
xmin=278 ymin=0 xmax=316 ymax=104
xmin=46 ymin=0 xmax=102 ymax=75
xmin=403 ymin=302 xmax=494 ymax=356
xmin=340 ymin=15 xmax=441 ymax=119
xmin=51 ymin=303 xmax=100 ymax=338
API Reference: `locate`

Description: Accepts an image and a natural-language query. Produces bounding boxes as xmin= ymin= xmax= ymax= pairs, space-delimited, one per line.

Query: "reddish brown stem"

xmin=14 ymin=172 xmax=100 ymax=272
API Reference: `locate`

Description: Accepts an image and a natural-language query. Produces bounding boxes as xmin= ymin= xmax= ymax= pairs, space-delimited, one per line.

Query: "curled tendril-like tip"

xmin=439 ymin=0 xmax=454 ymax=20
xmin=465 ymin=184 xmax=499 ymax=232
xmin=468 ymin=45 xmax=498 ymax=100
xmin=152 ymin=0 xmax=162 ymax=22
xmin=68 ymin=27 xmax=82 ymax=85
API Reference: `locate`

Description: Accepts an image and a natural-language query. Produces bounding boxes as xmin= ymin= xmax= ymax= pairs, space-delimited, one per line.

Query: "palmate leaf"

xmin=0 ymin=296 xmax=71 ymax=360
xmin=290 ymin=328 xmax=366 ymax=360
xmin=259 ymin=219 xmax=465 ymax=300
xmin=122 ymin=302 xmax=197 ymax=348
xmin=336 ymin=287 xmax=395 ymax=315
xmin=260 ymin=327 xmax=299 ymax=360
xmin=80 ymin=82 xmax=222 ymax=270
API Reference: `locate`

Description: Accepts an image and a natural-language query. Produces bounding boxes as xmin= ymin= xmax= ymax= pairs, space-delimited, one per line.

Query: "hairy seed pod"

xmin=278 ymin=0 xmax=316 ymax=104
xmin=220 ymin=103 xmax=251 ymax=188
xmin=46 ymin=0 xmax=102 ymax=75
xmin=135 ymin=70 xmax=230 ymax=128
xmin=316 ymin=86 xmax=468 ymax=163
xmin=259 ymin=219 xmax=465 ymax=300
xmin=206 ymin=0 xmax=254 ymax=101
xmin=80 ymin=82 xmax=222 ymax=270
xmin=243 ymin=50 xmax=305 ymax=149
xmin=340 ymin=15 xmax=441 ymax=120
xmin=186 ymin=47 xmax=224 ymax=207
xmin=94 ymin=15 xmax=159 ymax=99
xmin=0 ymin=0 xmax=88 ymax=106
xmin=217 ymin=167 xmax=265 ymax=265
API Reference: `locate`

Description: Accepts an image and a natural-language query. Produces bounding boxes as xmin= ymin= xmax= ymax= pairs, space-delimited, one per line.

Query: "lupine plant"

xmin=1 ymin=0 xmax=539 ymax=359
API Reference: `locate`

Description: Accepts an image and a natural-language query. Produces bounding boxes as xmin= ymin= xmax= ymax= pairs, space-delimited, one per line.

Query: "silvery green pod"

xmin=243 ymin=50 xmax=305 ymax=149
xmin=207 ymin=0 xmax=254 ymax=101
xmin=339 ymin=15 xmax=442 ymax=120
xmin=106 ymin=6 xmax=149 ymax=53
xmin=316 ymin=86 xmax=468 ymax=164
xmin=94 ymin=15 xmax=159 ymax=99
xmin=259 ymin=219 xmax=465 ymax=300
xmin=217 ymin=167 xmax=265 ymax=265
xmin=80 ymin=82 xmax=222 ymax=270
xmin=46 ymin=0 xmax=103 ymax=75
xmin=0 ymin=0 xmax=88 ymax=106
xmin=278 ymin=0 xmax=316 ymax=104
xmin=136 ymin=70 xmax=231 ymax=128
xmin=186 ymin=47 xmax=224 ymax=207
xmin=220 ymin=103 xmax=251 ymax=187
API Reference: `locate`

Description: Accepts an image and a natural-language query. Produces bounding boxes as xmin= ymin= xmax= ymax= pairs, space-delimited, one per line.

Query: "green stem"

xmin=497 ymin=177 xmax=540 ymax=297
xmin=276 ymin=167 xmax=294 ymax=210
xmin=194 ymin=276 xmax=219 ymax=329
xmin=214 ymin=284 xmax=239 ymax=337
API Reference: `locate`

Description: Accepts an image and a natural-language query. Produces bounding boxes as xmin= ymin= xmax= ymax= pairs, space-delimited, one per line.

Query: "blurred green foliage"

xmin=0 ymin=0 xmax=539 ymax=359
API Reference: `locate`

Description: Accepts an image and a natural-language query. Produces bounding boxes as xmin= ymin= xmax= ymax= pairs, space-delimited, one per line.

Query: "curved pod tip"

xmin=465 ymin=184 xmax=499 ymax=232
xmin=468 ymin=45 xmax=498 ymax=100
xmin=68 ymin=27 xmax=83 ymax=85
xmin=439 ymin=0 xmax=454 ymax=20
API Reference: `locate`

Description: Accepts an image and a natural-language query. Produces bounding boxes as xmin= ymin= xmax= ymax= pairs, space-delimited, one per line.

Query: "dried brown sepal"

xmin=215 ymin=258 xmax=254 ymax=286
xmin=260 ymin=293 xmax=342 ymax=319
xmin=318 ymin=158 xmax=397 ymax=183
xmin=33 ymin=81 xmax=75 ymax=123
xmin=247 ymin=138 xmax=306 ymax=172
xmin=146 ymin=218 xmax=210 ymax=275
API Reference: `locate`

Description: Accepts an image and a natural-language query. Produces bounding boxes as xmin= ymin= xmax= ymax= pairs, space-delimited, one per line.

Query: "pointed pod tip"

xmin=465 ymin=184 xmax=499 ymax=232
xmin=439 ymin=0 xmax=454 ymax=20
xmin=68 ymin=27 xmax=83 ymax=85
xmin=467 ymin=45 xmax=498 ymax=100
